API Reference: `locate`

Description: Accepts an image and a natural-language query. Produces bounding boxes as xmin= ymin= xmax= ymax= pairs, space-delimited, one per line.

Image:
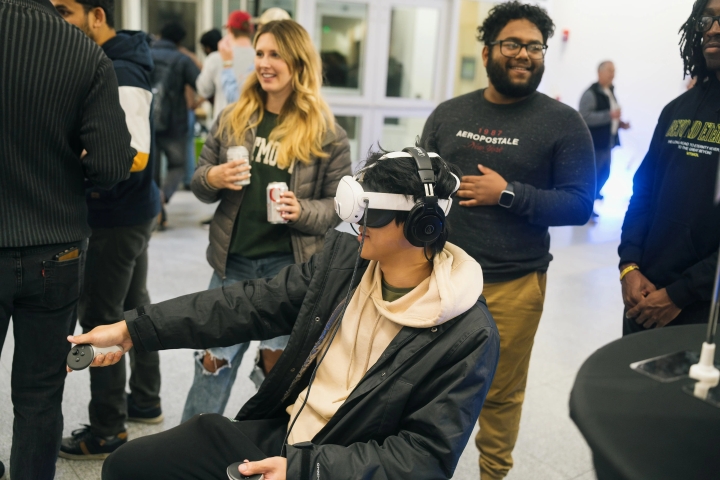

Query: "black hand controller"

xmin=226 ymin=462 xmax=262 ymax=480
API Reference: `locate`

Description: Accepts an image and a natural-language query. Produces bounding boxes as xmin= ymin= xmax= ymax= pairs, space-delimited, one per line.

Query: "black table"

xmin=570 ymin=325 xmax=720 ymax=480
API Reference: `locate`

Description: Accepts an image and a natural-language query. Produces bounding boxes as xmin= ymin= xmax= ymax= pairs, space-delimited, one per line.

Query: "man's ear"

xmin=481 ymin=45 xmax=489 ymax=68
xmin=90 ymin=6 xmax=105 ymax=28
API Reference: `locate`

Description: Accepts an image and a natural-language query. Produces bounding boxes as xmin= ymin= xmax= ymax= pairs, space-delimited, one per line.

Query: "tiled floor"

xmin=0 ymin=191 xmax=629 ymax=479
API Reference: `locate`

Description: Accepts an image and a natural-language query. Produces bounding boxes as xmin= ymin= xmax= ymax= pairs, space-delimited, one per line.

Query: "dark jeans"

xmin=623 ymin=300 xmax=711 ymax=336
xmin=0 ymin=239 xmax=87 ymax=480
xmin=156 ymin=132 xmax=189 ymax=202
xmin=595 ymin=147 xmax=612 ymax=199
xmin=102 ymin=414 xmax=286 ymax=480
xmin=78 ymin=219 xmax=160 ymax=436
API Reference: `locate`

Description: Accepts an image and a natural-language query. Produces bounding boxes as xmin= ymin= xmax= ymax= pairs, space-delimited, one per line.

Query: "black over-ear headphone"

xmin=401 ymin=146 xmax=447 ymax=248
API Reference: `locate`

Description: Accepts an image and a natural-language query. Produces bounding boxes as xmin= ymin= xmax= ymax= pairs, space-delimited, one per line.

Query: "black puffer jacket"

xmin=125 ymin=229 xmax=499 ymax=479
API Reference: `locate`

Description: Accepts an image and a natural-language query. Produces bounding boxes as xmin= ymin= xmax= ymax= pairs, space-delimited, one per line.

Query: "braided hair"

xmin=680 ymin=0 xmax=710 ymax=84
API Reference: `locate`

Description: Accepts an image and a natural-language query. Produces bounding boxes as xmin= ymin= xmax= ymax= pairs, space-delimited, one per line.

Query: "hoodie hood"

xmin=285 ymin=242 xmax=484 ymax=445
xmin=102 ymin=31 xmax=154 ymax=73
xmin=365 ymin=242 xmax=484 ymax=329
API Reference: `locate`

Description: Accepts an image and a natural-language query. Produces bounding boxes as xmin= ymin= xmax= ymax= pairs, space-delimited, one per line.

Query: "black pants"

xmin=623 ymin=300 xmax=711 ymax=336
xmin=156 ymin=133 xmax=189 ymax=202
xmin=102 ymin=415 xmax=287 ymax=479
xmin=0 ymin=239 xmax=87 ymax=480
xmin=595 ymin=147 xmax=612 ymax=199
xmin=78 ymin=219 xmax=160 ymax=436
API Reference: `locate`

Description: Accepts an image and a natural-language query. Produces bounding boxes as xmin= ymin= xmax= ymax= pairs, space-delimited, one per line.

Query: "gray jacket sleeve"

xmin=190 ymin=119 xmax=222 ymax=204
xmin=291 ymin=127 xmax=352 ymax=236
xmin=579 ymin=89 xmax=611 ymax=127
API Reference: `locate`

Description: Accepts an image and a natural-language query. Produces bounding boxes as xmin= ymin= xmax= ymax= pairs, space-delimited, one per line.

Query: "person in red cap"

xmin=196 ymin=10 xmax=255 ymax=120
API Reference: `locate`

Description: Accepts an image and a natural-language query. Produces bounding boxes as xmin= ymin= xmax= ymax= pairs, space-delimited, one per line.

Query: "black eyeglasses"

xmin=696 ymin=15 xmax=720 ymax=32
xmin=489 ymin=40 xmax=548 ymax=59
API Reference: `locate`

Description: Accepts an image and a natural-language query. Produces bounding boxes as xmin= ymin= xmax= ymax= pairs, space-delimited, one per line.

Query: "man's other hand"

xmin=620 ymin=268 xmax=656 ymax=308
xmin=625 ymin=288 xmax=681 ymax=330
xmin=66 ymin=321 xmax=133 ymax=372
xmin=240 ymin=457 xmax=287 ymax=480
xmin=458 ymin=164 xmax=508 ymax=207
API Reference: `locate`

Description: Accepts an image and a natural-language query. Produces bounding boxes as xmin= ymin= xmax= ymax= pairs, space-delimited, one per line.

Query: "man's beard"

xmin=81 ymin=18 xmax=95 ymax=42
xmin=486 ymin=56 xmax=544 ymax=98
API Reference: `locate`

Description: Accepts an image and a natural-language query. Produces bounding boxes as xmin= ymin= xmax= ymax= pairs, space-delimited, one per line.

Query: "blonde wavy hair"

xmin=218 ymin=20 xmax=335 ymax=170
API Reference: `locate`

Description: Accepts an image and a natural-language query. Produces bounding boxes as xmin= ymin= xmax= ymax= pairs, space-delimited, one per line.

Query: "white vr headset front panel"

xmin=333 ymin=150 xmax=460 ymax=224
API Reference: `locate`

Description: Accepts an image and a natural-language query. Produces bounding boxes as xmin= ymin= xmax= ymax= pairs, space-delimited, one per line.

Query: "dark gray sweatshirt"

xmin=421 ymin=90 xmax=595 ymax=283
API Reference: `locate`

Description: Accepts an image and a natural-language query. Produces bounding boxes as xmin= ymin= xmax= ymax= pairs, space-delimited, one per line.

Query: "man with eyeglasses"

xmin=619 ymin=0 xmax=720 ymax=335
xmin=421 ymin=2 xmax=594 ymax=479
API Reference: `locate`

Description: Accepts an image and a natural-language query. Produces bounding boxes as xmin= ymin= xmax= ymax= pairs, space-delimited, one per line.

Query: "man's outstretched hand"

xmin=66 ymin=321 xmax=133 ymax=372
xmin=240 ymin=457 xmax=287 ymax=480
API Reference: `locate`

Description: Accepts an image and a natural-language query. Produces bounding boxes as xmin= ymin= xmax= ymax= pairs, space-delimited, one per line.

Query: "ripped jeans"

xmin=181 ymin=253 xmax=294 ymax=423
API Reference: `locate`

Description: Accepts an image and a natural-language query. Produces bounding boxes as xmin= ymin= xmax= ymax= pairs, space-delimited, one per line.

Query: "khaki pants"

xmin=476 ymin=271 xmax=547 ymax=479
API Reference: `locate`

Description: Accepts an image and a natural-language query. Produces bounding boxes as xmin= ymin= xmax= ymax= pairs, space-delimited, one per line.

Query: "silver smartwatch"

xmin=498 ymin=182 xmax=515 ymax=208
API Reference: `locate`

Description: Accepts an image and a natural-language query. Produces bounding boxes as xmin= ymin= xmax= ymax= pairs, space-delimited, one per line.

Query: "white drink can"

xmin=267 ymin=182 xmax=288 ymax=224
xmin=227 ymin=146 xmax=251 ymax=186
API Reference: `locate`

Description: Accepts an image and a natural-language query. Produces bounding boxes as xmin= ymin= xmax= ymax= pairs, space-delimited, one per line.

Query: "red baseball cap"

xmin=227 ymin=10 xmax=253 ymax=32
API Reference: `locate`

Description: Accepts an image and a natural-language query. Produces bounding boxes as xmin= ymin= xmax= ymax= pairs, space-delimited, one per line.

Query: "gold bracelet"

xmin=620 ymin=265 xmax=640 ymax=281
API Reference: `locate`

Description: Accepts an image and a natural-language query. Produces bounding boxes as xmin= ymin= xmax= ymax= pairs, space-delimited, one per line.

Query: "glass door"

xmin=302 ymin=0 xmax=451 ymax=166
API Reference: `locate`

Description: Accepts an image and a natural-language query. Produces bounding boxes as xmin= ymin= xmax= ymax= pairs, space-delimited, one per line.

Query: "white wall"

xmin=540 ymin=0 xmax=696 ymax=198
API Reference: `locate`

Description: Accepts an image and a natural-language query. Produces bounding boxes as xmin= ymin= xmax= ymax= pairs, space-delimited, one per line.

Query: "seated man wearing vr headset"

xmin=71 ymin=146 xmax=500 ymax=480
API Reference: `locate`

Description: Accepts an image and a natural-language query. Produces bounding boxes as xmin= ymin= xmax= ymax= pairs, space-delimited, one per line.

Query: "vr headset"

xmin=334 ymin=147 xmax=460 ymax=247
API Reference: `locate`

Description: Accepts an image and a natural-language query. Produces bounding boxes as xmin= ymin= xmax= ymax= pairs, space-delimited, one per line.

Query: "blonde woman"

xmin=184 ymin=20 xmax=351 ymax=421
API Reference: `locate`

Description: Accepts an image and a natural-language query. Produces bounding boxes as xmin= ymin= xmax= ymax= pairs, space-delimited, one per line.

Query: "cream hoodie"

xmin=286 ymin=242 xmax=483 ymax=444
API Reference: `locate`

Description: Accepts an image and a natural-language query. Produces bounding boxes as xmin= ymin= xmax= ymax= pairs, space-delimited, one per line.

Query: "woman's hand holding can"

xmin=207 ymin=160 xmax=251 ymax=190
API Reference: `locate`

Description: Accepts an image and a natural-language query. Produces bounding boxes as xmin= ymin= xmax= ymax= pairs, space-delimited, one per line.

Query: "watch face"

xmin=499 ymin=191 xmax=515 ymax=207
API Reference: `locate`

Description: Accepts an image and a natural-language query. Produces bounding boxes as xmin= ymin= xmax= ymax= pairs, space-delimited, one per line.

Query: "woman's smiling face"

xmin=254 ymin=33 xmax=293 ymax=98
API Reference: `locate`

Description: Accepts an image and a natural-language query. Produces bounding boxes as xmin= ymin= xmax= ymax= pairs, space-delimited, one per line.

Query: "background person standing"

xmin=150 ymin=22 xmax=200 ymax=210
xmin=49 ymin=0 xmax=164 ymax=459
xmin=422 ymin=2 xmax=595 ymax=478
xmin=196 ymin=10 xmax=256 ymax=121
xmin=0 ymin=0 xmax=133 ymax=476
xmin=183 ymin=19 xmax=351 ymax=422
xmin=579 ymin=61 xmax=630 ymax=211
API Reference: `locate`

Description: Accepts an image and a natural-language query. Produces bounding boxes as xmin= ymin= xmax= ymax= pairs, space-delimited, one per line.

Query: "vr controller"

xmin=227 ymin=462 xmax=262 ymax=480
xmin=67 ymin=344 xmax=123 ymax=371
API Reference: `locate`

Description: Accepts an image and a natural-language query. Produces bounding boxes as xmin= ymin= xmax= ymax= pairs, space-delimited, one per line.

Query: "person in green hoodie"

xmin=67 ymin=149 xmax=500 ymax=480
xmin=619 ymin=0 xmax=720 ymax=335
xmin=51 ymin=0 xmax=163 ymax=459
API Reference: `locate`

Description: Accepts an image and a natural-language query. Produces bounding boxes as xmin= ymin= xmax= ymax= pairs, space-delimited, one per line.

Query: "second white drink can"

xmin=227 ymin=146 xmax=251 ymax=186
xmin=267 ymin=182 xmax=288 ymax=224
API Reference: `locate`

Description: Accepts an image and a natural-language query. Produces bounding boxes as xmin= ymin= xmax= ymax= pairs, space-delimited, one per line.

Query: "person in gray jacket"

xmin=183 ymin=19 xmax=351 ymax=421
xmin=579 ymin=61 xmax=630 ymax=208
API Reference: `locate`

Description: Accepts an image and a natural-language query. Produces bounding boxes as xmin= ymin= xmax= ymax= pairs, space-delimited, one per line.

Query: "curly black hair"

xmin=680 ymin=0 xmax=711 ymax=84
xmin=476 ymin=1 xmax=555 ymax=45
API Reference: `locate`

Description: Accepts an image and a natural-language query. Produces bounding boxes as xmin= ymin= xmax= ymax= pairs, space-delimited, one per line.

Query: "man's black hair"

xmin=476 ymin=1 xmax=555 ymax=45
xmin=161 ymin=21 xmax=187 ymax=44
xmin=76 ymin=0 xmax=114 ymax=28
xmin=680 ymin=0 xmax=711 ymax=84
xmin=200 ymin=29 xmax=222 ymax=52
xmin=359 ymin=148 xmax=462 ymax=256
